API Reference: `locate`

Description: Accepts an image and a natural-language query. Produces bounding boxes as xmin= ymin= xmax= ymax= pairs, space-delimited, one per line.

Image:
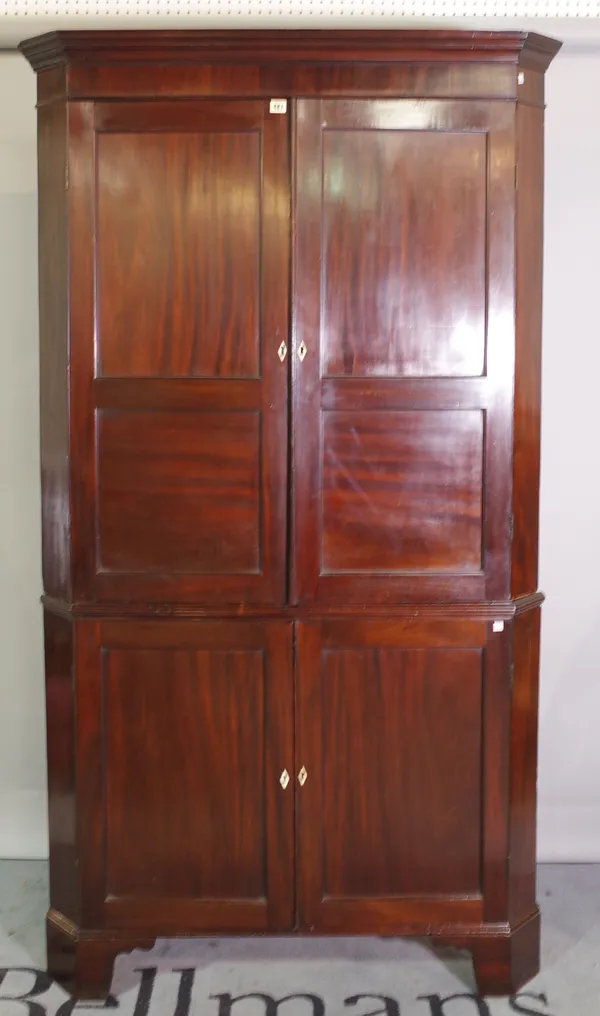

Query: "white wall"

xmin=537 ymin=46 xmax=600 ymax=861
xmin=0 ymin=33 xmax=599 ymax=861
xmin=0 ymin=54 xmax=47 ymax=858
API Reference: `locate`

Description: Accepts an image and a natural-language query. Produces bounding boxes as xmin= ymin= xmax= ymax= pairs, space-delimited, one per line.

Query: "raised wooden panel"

xmin=322 ymin=409 xmax=484 ymax=574
xmin=97 ymin=410 xmax=260 ymax=575
xmin=322 ymin=128 xmax=487 ymax=379
xmin=104 ymin=647 xmax=265 ymax=899
xmin=77 ymin=619 xmax=294 ymax=932
xmin=297 ymin=620 xmax=485 ymax=931
xmin=322 ymin=648 xmax=482 ymax=896
xmin=97 ymin=125 xmax=260 ymax=379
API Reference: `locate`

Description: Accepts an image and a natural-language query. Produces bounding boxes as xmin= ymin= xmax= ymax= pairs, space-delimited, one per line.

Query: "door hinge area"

xmin=509 ymin=514 xmax=514 ymax=541
xmin=65 ymin=161 xmax=70 ymax=191
xmin=514 ymin=165 xmax=519 ymax=191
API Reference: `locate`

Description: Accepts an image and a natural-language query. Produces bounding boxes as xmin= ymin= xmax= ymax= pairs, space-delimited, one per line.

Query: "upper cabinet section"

xmin=22 ymin=30 xmax=561 ymax=610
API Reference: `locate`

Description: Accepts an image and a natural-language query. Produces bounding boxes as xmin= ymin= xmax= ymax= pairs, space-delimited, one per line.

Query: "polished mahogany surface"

xmin=512 ymin=102 xmax=545 ymax=599
xmin=97 ymin=410 xmax=260 ymax=574
xmin=21 ymin=27 xmax=561 ymax=1001
xmin=297 ymin=620 xmax=485 ymax=925
xmin=76 ymin=620 xmax=294 ymax=933
xmin=105 ymin=648 xmax=266 ymax=898
xmin=44 ymin=613 xmax=78 ymax=925
xmin=292 ymin=98 xmax=515 ymax=606
xmin=321 ymin=126 xmax=486 ymax=380
xmin=37 ymin=102 xmax=70 ymax=600
xmin=96 ymin=106 xmax=261 ymax=380
xmin=322 ymin=410 xmax=484 ymax=574
xmin=509 ymin=608 xmax=542 ymax=924
xmin=69 ymin=98 xmax=289 ymax=605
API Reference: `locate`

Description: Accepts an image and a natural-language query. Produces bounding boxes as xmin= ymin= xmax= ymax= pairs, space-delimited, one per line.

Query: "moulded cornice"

xmin=20 ymin=28 xmax=562 ymax=73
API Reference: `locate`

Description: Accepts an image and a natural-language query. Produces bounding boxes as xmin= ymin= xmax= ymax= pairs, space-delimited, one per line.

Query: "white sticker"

xmin=492 ymin=621 xmax=505 ymax=633
xmin=269 ymin=99 xmax=287 ymax=115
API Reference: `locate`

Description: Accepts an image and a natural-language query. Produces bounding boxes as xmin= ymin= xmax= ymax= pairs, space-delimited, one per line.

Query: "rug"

xmin=1 ymin=922 xmax=599 ymax=1016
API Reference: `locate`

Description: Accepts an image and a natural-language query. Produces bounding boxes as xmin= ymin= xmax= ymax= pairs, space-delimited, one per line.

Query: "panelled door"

xmin=69 ymin=99 xmax=290 ymax=604
xmin=77 ymin=619 xmax=295 ymax=933
xmin=292 ymin=99 xmax=515 ymax=605
xmin=296 ymin=619 xmax=509 ymax=931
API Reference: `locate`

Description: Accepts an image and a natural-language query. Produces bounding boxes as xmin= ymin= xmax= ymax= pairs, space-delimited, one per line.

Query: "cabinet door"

xmin=296 ymin=619 xmax=506 ymax=932
xmin=76 ymin=620 xmax=294 ymax=933
xmin=69 ymin=100 xmax=289 ymax=604
xmin=292 ymin=99 xmax=515 ymax=604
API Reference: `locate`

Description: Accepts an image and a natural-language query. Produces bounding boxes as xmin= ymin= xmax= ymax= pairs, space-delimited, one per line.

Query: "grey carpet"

xmin=1 ymin=862 xmax=599 ymax=1014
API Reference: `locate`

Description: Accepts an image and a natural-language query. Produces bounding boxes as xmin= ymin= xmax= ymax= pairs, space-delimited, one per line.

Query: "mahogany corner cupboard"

xmin=21 ymin=27 xmax=561 ymax=1000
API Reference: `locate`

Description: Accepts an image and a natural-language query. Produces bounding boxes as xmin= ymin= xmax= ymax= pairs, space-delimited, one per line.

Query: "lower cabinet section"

xmin=74 ymin=618 xmax=295 ymax=933
xmin=44 ymin=608 xmax=541 ymax=999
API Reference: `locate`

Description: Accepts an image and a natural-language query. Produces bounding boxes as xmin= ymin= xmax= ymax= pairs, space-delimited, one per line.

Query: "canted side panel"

xmin=38 ymin=102 xmax=71 ymax=599
xmin=103 ymin=647 xmax=266 ymax=900
xmin=518 ymin=69 xmax=545 ymax=108
xmin=322 ymin=409 xmax=484 ymax=574
xmin=512 ymin=103 xmax=544 ymax=598
xmin=97 ymin=410 xmax=260 ymax=575
xmin=96 ymin=130 xmax=260 ymax=379
xmin=37 ymin=66 xmax=67 ymax=105
xmin=509 ymin=608 xmax=541 ymax=923
xmin=44 ymin=611 xmax=79 ymax=924
xmin=321 ymin=646 xmax=483 ymax=897
xmin=322 ymin=128 xmax=487 ymax=380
